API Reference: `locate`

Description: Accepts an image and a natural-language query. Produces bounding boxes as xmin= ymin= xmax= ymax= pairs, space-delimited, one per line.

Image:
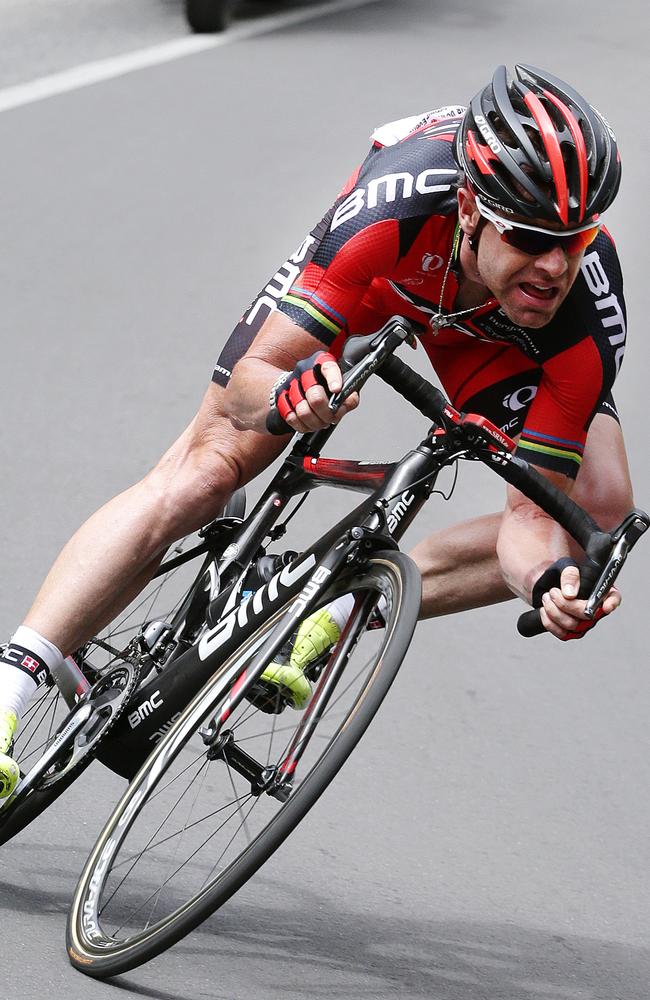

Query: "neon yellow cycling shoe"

xmin=255 ymin=607 xmax=341 ymax=712
xmin=0 ymin=709 xmax=20 ymax=799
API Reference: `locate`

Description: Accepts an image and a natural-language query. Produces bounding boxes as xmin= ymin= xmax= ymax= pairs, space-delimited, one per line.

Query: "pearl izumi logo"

xmin=421 ymin=253 xmax=444 ymax=272
xmin=502 ymin=385 xmax=538 ymax=411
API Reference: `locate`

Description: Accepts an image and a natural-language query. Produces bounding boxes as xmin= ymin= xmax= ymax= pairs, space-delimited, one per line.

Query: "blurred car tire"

xmin=185 ymin=0 xmax=231 ymax=32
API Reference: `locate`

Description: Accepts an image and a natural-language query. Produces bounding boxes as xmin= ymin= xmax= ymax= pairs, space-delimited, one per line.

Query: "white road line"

xmin=0 ymin=0 xmax=381 ymax=115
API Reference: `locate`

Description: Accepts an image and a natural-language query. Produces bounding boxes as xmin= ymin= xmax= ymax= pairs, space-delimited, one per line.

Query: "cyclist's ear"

xmin=457 ymin=187 xmax=480 ymax=235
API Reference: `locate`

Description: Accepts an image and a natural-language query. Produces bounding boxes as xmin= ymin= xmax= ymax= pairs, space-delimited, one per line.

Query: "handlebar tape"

xmin=493 ymin=455 xmax=600 ymax=550
xmin=266 ymin=407 xmax=293 ymax=436
xmin=376 ymin=355 xmax=448 ymax=423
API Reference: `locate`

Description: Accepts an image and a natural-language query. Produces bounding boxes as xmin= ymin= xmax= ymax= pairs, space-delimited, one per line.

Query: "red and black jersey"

xmin=214 ymin=107 xmax=627 ymax=481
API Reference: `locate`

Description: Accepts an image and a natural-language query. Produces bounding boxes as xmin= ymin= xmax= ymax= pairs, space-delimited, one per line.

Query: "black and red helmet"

xmin=455 ymin=64 xmax=621 ymax=226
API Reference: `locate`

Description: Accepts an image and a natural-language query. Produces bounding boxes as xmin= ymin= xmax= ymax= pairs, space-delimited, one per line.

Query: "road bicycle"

xmin=1 ymin=317 xmax=646 ymax=976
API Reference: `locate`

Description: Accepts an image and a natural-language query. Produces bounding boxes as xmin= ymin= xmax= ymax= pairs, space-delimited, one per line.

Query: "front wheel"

xmin=67 ymin=551 xmax=421 ymax=977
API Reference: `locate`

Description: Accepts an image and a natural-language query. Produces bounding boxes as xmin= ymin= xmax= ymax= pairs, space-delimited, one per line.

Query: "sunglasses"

xmin=475 ymin=197 xmax=601 ymax=256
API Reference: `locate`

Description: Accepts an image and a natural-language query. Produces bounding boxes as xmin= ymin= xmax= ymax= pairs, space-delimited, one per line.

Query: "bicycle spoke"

xmin=101 ymin=756 xmax=212 ymax=907
xmin=108 ymin=794 xmax=259 ymax=937
xmin=108 ymin=791 xmax=253 ymax=876
xmin=144 ymin=756 xmax=212 ymax=930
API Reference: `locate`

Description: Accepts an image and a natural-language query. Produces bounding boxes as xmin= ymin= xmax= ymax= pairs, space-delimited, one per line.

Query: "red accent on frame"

xmin=523 ymin=91 xmax=569 ymax=224
xmin=220 ymin=670 xmax=249 ymax=723
xmin=542 ymin=90 xmax=588 ymax=222
xmin=302 ymin=457 xmax=389 ymax=486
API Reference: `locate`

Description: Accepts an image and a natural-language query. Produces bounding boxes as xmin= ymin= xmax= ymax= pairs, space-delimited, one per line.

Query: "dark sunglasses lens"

xmin=501 ymin=226 xmax=599 ymax=256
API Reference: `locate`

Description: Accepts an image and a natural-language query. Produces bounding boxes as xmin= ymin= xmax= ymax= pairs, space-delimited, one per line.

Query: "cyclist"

xmin=0 ymin=65 xmax=630 ymax=797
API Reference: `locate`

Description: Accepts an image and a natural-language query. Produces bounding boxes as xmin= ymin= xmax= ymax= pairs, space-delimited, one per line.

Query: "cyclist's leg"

xmin=0 ymin=383 xmax=285 ymax=796
xmin=409 ymin=512 xmax=512 ymax=617
xmin=22 ymin=382 xmax=285 ymax=657
xmin=0 ymin=228 xmax=329 ymax=778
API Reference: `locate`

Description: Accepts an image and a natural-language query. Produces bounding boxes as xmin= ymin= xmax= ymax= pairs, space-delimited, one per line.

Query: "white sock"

xmin=325 ymin=593 xmax=387 ymax=632
xmin=325 ymin=594 xmax=355 ymax=632
xmin=0 ymin=626 xmax=65 ymax=721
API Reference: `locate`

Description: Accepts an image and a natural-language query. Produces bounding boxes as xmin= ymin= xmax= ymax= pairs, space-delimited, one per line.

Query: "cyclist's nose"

xmin=534 ymin=244 xmax=569 ymax=278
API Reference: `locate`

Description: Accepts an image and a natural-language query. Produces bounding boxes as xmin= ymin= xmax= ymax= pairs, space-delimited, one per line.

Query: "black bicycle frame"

xmin=95 ymin=426 xmax=450 ymax=779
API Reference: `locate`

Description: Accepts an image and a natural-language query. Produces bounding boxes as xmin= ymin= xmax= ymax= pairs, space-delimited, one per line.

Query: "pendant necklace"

xmin=431 ymin=225 xmax=495 ymax=334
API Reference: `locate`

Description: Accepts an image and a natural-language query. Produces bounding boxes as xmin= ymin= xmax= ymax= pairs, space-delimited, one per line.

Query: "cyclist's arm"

xmin=223 ymin=311 xmax=353 ymax=434
xmin=496 ymin=474 xmax=621 ymax=639
xmin=225 ymin=214 xmax=401 ymax=433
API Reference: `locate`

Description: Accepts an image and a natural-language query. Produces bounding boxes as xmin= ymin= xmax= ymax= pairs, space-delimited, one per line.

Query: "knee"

xmin=144 ymin=435 xmax=245 ymax=533
xmin=185 ymin=444 xmax=243 ymax=505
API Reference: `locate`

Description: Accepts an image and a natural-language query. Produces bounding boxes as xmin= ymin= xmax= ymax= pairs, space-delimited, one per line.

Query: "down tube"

xmin=94 ymin=492 xmax=383 ymax=779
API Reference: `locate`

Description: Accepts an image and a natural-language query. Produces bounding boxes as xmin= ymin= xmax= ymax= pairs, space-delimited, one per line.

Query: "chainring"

xmin=37 ymin=660 xmax=141 ymax=789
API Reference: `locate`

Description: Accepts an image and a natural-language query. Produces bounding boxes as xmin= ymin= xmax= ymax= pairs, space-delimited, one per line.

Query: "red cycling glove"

xmin=272 ymin=351 xmax=338 ymax=423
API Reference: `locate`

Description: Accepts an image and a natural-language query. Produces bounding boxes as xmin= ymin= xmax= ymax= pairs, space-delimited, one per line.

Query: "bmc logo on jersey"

xmin=330 ymin=169 xmax=456 ymax=233
xmin=581 ymin=250 xmax=626 ymax=372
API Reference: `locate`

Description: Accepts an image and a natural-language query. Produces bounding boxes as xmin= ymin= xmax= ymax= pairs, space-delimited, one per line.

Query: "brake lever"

xmin=583 ymin=508 xmax=649 ymax=617
xmin=328 ymin=316 xmax=417 ymax=415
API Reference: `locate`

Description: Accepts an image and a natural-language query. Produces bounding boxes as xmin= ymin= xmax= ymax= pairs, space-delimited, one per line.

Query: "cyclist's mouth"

xmin=518 ymin=281 xmax=559 ymax=303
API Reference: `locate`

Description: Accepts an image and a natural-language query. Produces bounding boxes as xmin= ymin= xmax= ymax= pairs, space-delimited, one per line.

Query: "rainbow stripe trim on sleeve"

xmin=281 ymin=286 xmax=346 ymax=338
xmin=517 ymin=427 xmax=584 ymax=468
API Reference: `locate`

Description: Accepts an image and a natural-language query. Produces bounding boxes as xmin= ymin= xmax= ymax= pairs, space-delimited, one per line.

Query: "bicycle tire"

xmin=67 ymin=550 xmax=421 ymax=977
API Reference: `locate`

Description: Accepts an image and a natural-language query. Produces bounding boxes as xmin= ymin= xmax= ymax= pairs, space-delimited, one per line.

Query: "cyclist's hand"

xmin=536 ymin=561 xmax=621 ymax=641
xmin=273 ymin=351 xmax=359 ymax=432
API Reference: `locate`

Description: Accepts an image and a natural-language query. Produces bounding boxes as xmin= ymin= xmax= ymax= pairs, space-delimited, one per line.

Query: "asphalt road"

xmin=1 ymin=1 xmax=649 ymax=998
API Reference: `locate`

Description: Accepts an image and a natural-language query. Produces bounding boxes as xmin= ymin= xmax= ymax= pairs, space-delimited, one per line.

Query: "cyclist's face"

xmin=477 ymin=222 xmax=584 ymax=328
xmin=458 ymin=191 xmax=585 ymax=329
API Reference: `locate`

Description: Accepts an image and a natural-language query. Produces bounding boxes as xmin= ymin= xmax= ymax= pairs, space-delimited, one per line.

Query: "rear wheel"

xmin=67 ymin=551 xmax=421 ymax=977
xmin=0 ymin=494 xmax=247 ymax=845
